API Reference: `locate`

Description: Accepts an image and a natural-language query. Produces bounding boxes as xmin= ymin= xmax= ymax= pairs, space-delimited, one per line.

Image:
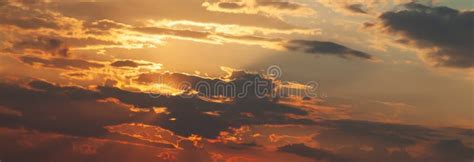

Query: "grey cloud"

xmin=285 ymin=40 xmax=373 ymax=60
xmin=379 ymin=2 xmax=474 ymax=68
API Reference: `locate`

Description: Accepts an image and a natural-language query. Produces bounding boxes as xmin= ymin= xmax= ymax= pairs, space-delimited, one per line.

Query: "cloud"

xmin=46 ymin=0 xmax=301 ymax=30
xmin=6 ymin=37 xmax=70 ymax=57
xmin=316 ymin=0 xmax=412 ymax=16
xmin=0 ymin=2 xmax=66 ymax=30
xmin=133 ymin=25 xmax=285 ymax=49
xmin=132 ymin=69 xmax=277 ymax=99
xmin=202 ymin=0 xmax=315 ymax=18
xmin=0 ymin=0 xmax=315 ymax=54
xmin=134 ymin=27 xmax=211 ymax=39
xmin=110 ymin=60 xmax=152 ymax=68
xmin=0 ymin=127 xmax=212 ymax=162
xmin=430 ymin=139 xmax=474 ymax=161
xmin=0 ymin=79 xmax=312 ymax=139
xmin=85 ymin=19 xmax=123 ymax=30
xmin=19 ymin=55 xmax=104 ymax=70
xmin=285 ymin=40 xmax=373 ymax=60
xmin=345 ymin=4 xmax=368 ymax=14
xmin=0 ymin=79 xmax=472 ymax=162
xmin=61 ymin=72 xmax=94 ymax=80
xmin=314 ymin=120 xmax=437 ymax=148
xmin=379 ymin=2 xmax=474 ymax=68
xmin=278 ymin=143 xmax=346 ymax=162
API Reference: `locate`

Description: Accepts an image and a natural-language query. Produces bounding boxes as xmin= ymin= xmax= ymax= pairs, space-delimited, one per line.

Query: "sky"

xmin=0 ymin=0 xmax=473 ymax=162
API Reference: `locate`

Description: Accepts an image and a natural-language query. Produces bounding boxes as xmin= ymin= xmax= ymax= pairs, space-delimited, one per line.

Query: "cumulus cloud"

xmin=285 ymin=40 xmax=373 ymax=60
xmin=379 ymin=2 xmax=474 ymax=68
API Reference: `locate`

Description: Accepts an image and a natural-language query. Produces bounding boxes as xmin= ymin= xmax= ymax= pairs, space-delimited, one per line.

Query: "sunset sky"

xmin=0 ymin=0 xmax=473 ymax=161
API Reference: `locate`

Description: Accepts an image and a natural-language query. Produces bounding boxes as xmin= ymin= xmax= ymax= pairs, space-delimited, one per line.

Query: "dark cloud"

xmin=363 ymin=22 xmax=376 ymax=28
xmin=306 ymin=119 xmax=474 ymax=162
xmin=63 ymin=72 xmax=89 ymax=78
xmin=0 ymin=127 xmax=214 ymax=162
xmin=256 ymin=0 xmax=302 ymax=10
xmin=430 ymin=140 xmax=474 ymax=162
xmin=110 ymin=60 xmax=151 ymax=68
xmin=379 ymin=2 xmax=474 ymax=68
xmin=0 ymin=80 xmax=472 ymax=162
xmin=0 ymin=79 xmax=312 ymax=139
xmin=6 ymin=37 xmax=70 ymax=57
xmin=211 ymin=0 xmax=302 ymax=11
xmin=278 ymin=144 xmax=347 ymax=162
xmin=19 ymin=56 xmax=104 ymax=70
xmin=345 ymin=4 xmax=368 ymax=14
xmin=0 ymin=81 xmax=138 ymax=138
xmin=314 ymin=120 xmax=437 ymax=148
xmin=285 ymin=40 xmax=373 ymax=60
